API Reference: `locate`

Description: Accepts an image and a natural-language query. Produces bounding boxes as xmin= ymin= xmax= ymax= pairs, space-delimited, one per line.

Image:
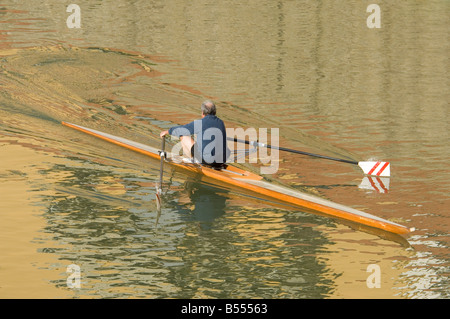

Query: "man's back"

xmin=162 ymin=101 xmax=230 ymax=166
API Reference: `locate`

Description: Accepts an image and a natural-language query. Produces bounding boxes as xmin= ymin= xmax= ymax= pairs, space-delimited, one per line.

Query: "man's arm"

xmin=161 ymin=120 xmax=197 ymax=138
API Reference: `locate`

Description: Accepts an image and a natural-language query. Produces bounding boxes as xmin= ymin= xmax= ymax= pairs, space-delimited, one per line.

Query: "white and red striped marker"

xmin=358 ymin=161 xmax=390 ymax=177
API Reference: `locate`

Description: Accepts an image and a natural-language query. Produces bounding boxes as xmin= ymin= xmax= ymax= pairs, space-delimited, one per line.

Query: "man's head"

xmin=201 ymin=100 xmax=216 ymax=116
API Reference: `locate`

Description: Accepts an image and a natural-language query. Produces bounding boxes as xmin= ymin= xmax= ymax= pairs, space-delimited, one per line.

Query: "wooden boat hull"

xmin=62 ymin=122 xmax=414 ymax=235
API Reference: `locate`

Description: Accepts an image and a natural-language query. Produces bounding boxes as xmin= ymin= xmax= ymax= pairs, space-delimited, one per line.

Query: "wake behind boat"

xmin=62 ymin=121 xmax=414 ymax=235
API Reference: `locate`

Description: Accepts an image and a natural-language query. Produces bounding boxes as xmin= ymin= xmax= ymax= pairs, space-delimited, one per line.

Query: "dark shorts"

xmin=190 ymin=144 xmax=226 ymax=169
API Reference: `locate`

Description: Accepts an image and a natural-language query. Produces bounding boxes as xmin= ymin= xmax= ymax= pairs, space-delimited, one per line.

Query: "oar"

xmin=228 ymin=137 xmax=390 ymax=177
xmin=155 ymin=137 xmax=166 ymax=215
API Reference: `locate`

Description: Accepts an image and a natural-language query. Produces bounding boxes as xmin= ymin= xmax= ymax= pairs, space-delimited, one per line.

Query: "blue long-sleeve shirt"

xmin=169 ymin=115 xmax=230 ymax=164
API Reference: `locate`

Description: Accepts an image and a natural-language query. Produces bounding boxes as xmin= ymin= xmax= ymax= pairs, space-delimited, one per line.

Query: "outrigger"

xmin=62 ymin=122 xmax=414 ymax=235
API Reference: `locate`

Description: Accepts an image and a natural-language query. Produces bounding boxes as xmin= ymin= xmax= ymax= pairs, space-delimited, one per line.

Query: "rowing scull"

xmin=62 ymin=122 xmax=414 ymax=235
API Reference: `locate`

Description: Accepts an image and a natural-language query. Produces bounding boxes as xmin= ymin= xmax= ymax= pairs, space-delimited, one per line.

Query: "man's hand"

xmin=160 ymin=130 xmax=169 ymax=138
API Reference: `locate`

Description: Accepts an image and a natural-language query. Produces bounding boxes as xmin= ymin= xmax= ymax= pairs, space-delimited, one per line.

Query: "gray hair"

xmin=201 ymin=100 xmax=216 ymax=116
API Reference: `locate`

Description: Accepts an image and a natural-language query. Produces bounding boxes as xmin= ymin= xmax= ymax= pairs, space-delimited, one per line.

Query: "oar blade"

xmin=358 ymin=161 xmax=390 ymax=177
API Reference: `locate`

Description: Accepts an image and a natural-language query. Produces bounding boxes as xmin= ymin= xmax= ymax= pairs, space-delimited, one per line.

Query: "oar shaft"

xmin=228 ymin=137 xmax=358 ymax=165
xmin=158 ymin=137 xmax=166 ymax=187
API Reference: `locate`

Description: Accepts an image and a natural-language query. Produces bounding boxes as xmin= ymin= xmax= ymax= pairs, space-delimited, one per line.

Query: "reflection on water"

xmin=181 ymin=180 xmax=228 ymax=230
xmin=37 ymin=158 xmax=339 ymax=298
xmin=0 ymin=0 xmax=448 ymax=298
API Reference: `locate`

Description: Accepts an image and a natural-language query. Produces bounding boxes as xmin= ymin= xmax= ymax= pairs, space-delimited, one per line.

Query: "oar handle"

xmin=227 ymin=137 xmax=358 ymax=165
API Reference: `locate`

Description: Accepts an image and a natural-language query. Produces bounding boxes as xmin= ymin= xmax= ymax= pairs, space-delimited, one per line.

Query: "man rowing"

xmin=160 ymin=100 xmax=230 ymax=168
